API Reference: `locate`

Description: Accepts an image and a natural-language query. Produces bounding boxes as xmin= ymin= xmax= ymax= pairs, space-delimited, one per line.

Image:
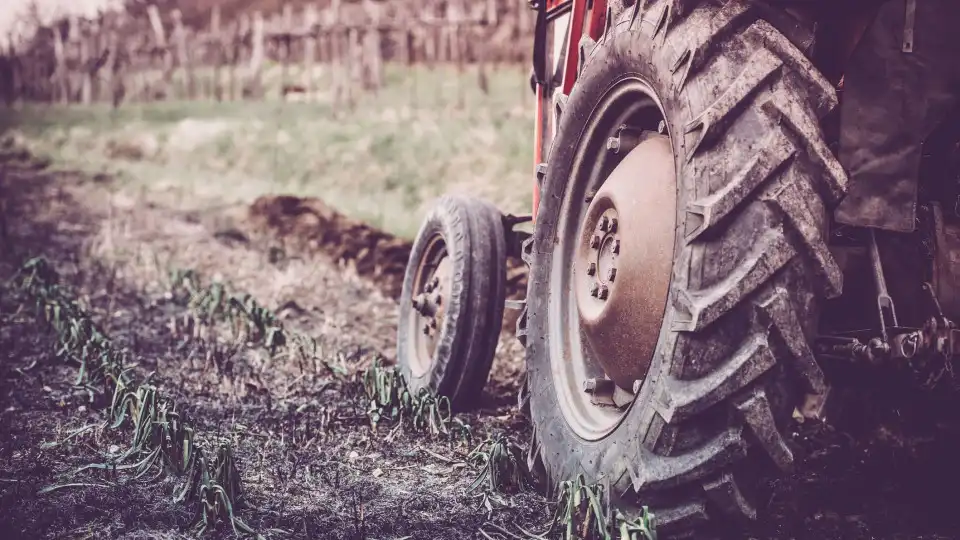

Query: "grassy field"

xmin=0 ymin=64 xmax=534 ymax=239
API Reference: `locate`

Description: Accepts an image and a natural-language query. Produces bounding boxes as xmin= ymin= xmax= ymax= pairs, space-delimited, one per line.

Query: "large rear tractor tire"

xmin=520 ymin=1 xmax=848 ymax=536
xmin=398 ymin=195 xmax=506 ymax=410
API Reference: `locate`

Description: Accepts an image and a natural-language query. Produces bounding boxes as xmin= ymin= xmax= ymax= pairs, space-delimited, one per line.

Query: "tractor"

xmin=396 ymin=0 xmax=960 ymax=536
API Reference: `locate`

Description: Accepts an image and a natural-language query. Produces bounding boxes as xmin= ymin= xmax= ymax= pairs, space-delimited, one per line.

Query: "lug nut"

xmin=590 ymin=283 xmax=599 ymax=297
xmin=585 ymin=189 xmax=597 ymax=203
xmin=412 ymin=296 xmax=423 ymax=312
xmin=658 ymin=120 xmax=666 ymax=134
xmin=613 ymin=240 xmax=620 ymax=254
xmin=431 ymin=276 xmax=440 ymax=289
xmin=422 ymin=323 xmax=430 ymax=335
xmin=598 ymin=285 xmax=609 ymax=300
xmin=607 ymin=268 xmax=617 ymax=282
xmin=599 ymin=216 xmax=609 ymax=232
xmin=606 ymin=136 xmax=620 ymax=154
xmin=590 ymin=235 xmax=600 ymax=249
xmin=587 ymin=262 xmax=597 ymax=276
xmin=608 ymin=218 xmax=618 ymax=233
xmin=434 ymin=294 xmax=442 ymax=306
xmin=430 ymin=318 xmax=438 ymax=329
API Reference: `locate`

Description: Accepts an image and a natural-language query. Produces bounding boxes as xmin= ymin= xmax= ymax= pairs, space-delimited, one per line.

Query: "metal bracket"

xmin=902 ymin=0 xmax=916 ymax=53
xmin=868 ymin=228 xmax=899 ymax=342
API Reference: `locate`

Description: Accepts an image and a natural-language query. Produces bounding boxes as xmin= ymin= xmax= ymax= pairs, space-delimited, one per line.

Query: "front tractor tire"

xmin=397 ymin=195 xmax=506 ymax=411
xmin=522 ymin=1 xmax=847 ymax=536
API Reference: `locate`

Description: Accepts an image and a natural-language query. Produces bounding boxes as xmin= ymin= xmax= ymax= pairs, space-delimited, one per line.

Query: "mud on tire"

xmin=520 ymin=1 xmax=848 ymax=535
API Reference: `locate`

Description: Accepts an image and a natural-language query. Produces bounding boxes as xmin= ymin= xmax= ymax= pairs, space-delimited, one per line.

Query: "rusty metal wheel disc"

xmin=406 ymin=234 xmax=452 ymax=378
xmin=548 ymin=79 xmax=677 ymax=440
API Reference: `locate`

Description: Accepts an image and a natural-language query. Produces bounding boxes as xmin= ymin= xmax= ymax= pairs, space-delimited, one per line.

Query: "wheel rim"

xmin=407 ymin=233 xmax=452 ymax=378
xmin=549 ymin=79 xmax=677 ymax=441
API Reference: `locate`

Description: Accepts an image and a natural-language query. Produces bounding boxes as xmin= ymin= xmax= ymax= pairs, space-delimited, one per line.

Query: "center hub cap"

xmin=574 ymin=135 xmax=677 ymax=390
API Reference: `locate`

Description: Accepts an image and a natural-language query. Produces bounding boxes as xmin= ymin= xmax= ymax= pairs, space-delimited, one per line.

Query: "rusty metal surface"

xmin=575 ymin=135 xmax=676 ymax=390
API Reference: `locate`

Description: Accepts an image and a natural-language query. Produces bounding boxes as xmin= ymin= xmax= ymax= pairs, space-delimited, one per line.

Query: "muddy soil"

xmin=3 ymin=147 xmax=960 ymax=540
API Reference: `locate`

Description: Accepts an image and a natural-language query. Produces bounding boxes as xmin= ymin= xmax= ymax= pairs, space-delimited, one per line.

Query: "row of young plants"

xmin=154 ymin=266 xmax=659 ymax=538
xmin=168 ymin=269 xmax=472 ymax=442
xmin=13 ymin=257 xmax=263 ymax=538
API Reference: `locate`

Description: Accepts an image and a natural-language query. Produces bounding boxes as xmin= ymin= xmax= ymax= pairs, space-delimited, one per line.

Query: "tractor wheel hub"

xmin=574 ymin=135 xmax=677 ymax=390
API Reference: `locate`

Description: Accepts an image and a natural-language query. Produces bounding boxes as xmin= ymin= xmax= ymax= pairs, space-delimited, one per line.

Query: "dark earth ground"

xmin=2 ymin=142 xmax=960 ymax=540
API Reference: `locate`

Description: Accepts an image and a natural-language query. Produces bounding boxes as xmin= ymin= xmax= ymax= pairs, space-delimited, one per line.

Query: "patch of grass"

xmin=0 ymin=64 xmax=534 ymax=240
xmin=168 ymin=268 xmax=350 ymax=378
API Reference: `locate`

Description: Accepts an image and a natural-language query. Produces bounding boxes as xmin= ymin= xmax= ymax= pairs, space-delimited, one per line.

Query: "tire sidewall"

xmin=398 ymin=197 xmax=472 ymax=396
xmin=526 ymin=19 xmax=698 ymax=496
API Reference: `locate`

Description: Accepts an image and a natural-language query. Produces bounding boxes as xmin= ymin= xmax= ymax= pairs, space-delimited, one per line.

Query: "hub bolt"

xmin=599 ymin=216 xmax=610 ymax=232
xmin=412 ymin=296 xmax=423 ymax=312
xmin=583 ymin=377 xmax=614 ymax=394
xmin=431 ymin=276 xmax=440 ymax=289
xmin=613 ymin=240 xmax=620 ymax=254
xmin=607 ymin=268 xmax=617 ymax=282
xmin=598 ymin=285 xmax=609 ymax=300
xmin=422 ymin=323 xmax=431 ymax=335
xmin=608 ymin=218 xmax=618 ymax=234
xmin=590 ymin=235 xmax=601 ymax=249
xmin=587 ymin=262 xmax=597 ymax=276
xmin=590 ymin=283 xmax=599 ymax=297
xmin=430 ymin=318 xmax=438 ymax=329
xmin=606 ymin=136 xmax=621 ymax=154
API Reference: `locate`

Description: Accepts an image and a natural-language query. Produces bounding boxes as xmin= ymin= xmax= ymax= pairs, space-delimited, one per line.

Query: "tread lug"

xmin=734 ymin=386 xmax=795 ymax=471
xmin=703 ymin=472 xmax=757 ymax=520
xmin=656 ymin=333 xmax=775 ymax=423
xmin=684 ymin=47 xmax=783 ymax=159
xmin=674 ymin=227 xmax=796 ymax=332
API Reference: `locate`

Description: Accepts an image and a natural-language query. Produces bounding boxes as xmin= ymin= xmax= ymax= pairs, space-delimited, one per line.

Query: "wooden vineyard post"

xmin=232 ymin=15 xmax=250 ymax=101
xmin=211 ymin=6 xmax=223 ymax=101
xmin=410 ymin=23 xmax=419 ymax=110
xmin=105 ymin=28 xmax=122 ymax=108
xmin=79 ymin=30 xmax=93 ymax=104
xmin=331 ymin=0 xmax=345 ymax=112
xmin=362 ymin=0 xmax=383 ymax=93
xmin=451 ymin=0 xmax=465 ymax=109
xmin=146 ymin=4 xmax=170 ymax=100
xmin=53 ymin=25 xmax=68 ymax=104
xmin=4 ymin=37 xmax=18 ymax=106
xmin=171 ymin=10 xmax=192 ymax=100
xmin=303 ymin=4 xmax=319 ymax=101
xmin=281 ymin=3 xmax=293 ymax=99
xmin=248 ymin=11 xmax=265 ymax=99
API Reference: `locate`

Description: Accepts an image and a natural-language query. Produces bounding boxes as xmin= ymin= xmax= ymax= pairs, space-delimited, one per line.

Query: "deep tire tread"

xmin=524 ymin=0 xmax=847 ymax=535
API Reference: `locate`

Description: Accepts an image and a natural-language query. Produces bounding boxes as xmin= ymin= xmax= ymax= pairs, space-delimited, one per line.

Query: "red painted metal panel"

xmin=587 ymin=0 xmax=607 ymax=40
xmin=560 ymin=0 xmax=588 ymax=95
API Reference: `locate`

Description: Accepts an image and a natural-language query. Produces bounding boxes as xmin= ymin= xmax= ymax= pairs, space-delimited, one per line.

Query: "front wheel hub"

xmin=575 ymin=134 xmax=677 ymax=390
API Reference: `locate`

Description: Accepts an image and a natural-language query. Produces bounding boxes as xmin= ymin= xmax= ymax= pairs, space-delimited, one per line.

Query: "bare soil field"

xmin=3 ymin=122 xmax=960 ymax=538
